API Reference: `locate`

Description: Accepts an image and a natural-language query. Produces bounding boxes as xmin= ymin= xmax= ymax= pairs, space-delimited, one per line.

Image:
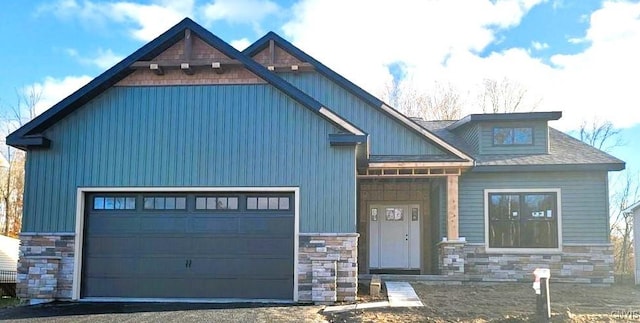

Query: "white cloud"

xmin=281 ymin=0 xmax=640 ymax=130
xmin=40 ymin=0 xmax=194 ymax=41
xmin=64 ymin=48 xmax=124 ymax=70
xmin=230 ymin=38 xmax=252 ymax=51
xmin=92 ymin=49 xmax=125 ymax=69
xmin=282 ymin=0 xmax=544 ymax=103
xmin=110 ymin=1 xmax=194 ymax=41
xmin=203 ymin=0 xmax=279 ymax=25
xmin=26 ymin=76 xmax=92 ymax=116
xmin=531 ymin=41 xmax=549 ymax=50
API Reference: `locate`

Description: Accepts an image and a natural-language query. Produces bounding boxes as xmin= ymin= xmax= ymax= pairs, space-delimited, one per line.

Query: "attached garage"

xmin=80 ymin=191 xmax=296 ymax=300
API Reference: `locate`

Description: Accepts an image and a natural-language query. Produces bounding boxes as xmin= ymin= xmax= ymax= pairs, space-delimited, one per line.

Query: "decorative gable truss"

xmin=7 ymin=18 xmax=365 ymax=150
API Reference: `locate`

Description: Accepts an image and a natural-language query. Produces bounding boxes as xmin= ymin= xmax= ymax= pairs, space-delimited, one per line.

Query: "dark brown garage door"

xmin=82 ymin=192 xmax=294 ymax=299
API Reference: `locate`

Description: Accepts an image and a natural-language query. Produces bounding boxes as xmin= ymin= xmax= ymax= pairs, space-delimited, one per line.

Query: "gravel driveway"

xmin=0 ymin=302 xmax=328 ymax=323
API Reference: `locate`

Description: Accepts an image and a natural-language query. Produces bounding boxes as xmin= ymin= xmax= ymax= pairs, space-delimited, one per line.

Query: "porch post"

xmin=446 ymin=175 xmax=459 ymax=241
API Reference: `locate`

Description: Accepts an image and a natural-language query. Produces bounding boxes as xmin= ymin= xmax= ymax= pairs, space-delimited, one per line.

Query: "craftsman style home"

xmin=8 ymin=19 xmax=624 ymax=304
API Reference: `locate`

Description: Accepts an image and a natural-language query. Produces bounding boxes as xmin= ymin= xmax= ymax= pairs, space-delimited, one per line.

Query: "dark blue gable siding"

xmin=23 ymin=85 xmax=356 ymax=233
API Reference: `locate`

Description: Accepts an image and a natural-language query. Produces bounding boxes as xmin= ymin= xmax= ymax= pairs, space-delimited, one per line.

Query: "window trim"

xmin=492 ymin=126 xmax=534 ymax=146
xmin=484 ymin=188 xmax=562 ymax=254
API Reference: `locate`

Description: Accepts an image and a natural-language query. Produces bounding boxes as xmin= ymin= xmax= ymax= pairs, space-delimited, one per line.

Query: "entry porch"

xmin=357 ymin=164 xmax=466 ymax=276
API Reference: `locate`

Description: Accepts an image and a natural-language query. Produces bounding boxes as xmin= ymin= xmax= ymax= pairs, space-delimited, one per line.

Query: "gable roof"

xmin=243 ymin=32 xmax=473 ymax=164
xmin=7 ymin=18 xmax=365 ymax=150
xmin=419 ymin=120 xmax=625 ymax=172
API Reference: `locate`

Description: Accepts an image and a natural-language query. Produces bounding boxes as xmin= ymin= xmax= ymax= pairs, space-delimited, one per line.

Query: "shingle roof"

xmin=416 ymin=120 xmax=625 ymax=171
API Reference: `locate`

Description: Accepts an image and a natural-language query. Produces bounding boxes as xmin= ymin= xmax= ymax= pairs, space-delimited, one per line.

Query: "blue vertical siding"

xmin=458 ymin=171 xmax=610 ymax=244
xmin=478 ymin=121 xmax=548 ymax=155
xmin=23 ymin=85 xmax=357 ymax=233
xmin=278 ymin=72 xmax=450 ymax=157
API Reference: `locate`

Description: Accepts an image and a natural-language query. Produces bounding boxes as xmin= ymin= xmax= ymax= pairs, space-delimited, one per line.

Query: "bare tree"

xmin=382 ymin=79 xmax=463 ymax=121
xmin=478 ymin=77 xmax=541 ymax=113
xmin=578 ymin=117 xmax=635 ymax=279
xmin=610 ymin=171 xmax=639 ymax=276
xmin=0 ymin=86 xmax=40 ymax=237
xmin=579 ymin=118 xmax=624 ymax=152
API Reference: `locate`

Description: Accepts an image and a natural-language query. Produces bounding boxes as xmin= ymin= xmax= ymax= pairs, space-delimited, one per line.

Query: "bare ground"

xmin=324 ymin=283 xmax=640 ymax=322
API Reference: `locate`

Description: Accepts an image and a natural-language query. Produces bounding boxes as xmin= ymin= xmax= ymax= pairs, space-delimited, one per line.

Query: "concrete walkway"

xmin=385 ymin=282 xmax=424 ymax=307
xmin=324 ymin=281 xmax=423 ymax=314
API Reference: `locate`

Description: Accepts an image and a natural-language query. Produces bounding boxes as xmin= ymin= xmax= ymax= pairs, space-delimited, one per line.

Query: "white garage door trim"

xmin=73 ymin=186 xmax=300 ymax=302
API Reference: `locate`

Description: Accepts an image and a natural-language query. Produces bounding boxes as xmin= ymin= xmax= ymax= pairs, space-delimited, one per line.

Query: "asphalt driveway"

xmin=0 ymin=302 xmax=327 ymax=323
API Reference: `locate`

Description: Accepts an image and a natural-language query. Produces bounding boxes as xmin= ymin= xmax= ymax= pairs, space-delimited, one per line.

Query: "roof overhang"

xmin=471 ymin=162 xmax=625 ymax=173
xmin=448 ymin=111 xmax=563 ymax=131
xmin=328 ymin=134 xmax=367 ymax=146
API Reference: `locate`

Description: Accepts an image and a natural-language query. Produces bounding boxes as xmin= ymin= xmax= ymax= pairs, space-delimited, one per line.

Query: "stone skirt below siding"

xmin=298 ymin=233 xmax=358 ymax=304
xmin=17 ymin=233 xmax=75 ymax=302
xmin=464 ymin=243 xmax=614 ymax=284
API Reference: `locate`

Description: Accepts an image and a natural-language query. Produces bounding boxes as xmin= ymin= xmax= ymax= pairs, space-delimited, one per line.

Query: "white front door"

xmin=369 ymin=204 xmax=420 ymax=269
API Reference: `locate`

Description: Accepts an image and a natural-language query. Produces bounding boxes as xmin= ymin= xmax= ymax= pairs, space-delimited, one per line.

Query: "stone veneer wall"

xmin=298 ymin=233 xmax=358 ymax=304
xmin=17 ymin=233 xmax=75 ymax=302
xmin=464 ymin=243 xmax=614 ymax=284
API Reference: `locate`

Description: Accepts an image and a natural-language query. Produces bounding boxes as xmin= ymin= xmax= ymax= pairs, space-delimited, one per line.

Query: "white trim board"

xmin=483 ymin=188 xmax=562 ymax=254
xmin=73 ymin=186 xmax=300 ymax=302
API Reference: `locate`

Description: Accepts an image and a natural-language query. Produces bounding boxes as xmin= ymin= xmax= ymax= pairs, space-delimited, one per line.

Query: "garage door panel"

xmin=137 ymin=236 xmax=192 ymax=254
xmin=238 ymin=217 xmax=294 ymax=235
xmin=83 ymin=192 xmax=295 ymax=300
xmin=189 ymin=257 xmax=292 ymax=278
xmin=84 ymin=236 xmax=138 ymax=254
xmin=139 ymin=216 xmax=188 ymax=232
xmin=86 ymin=216 xmax=140 ymax=233
xmin=136 ymin=257 xmax=192 ymax=276
xmin=189 ymin=217 xmax=239 ymax=233
xmin=82 ymin=257 xmax=139 ymax=277
xmin=189 ymin=278 xmax=294 ymax=299
xmin=191 ymin=237 xmax=292 ymax=256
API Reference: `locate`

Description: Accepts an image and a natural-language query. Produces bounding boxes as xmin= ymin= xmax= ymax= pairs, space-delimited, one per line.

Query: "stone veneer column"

xmin=438 ymin=240 xmax=466 ymax=276
xmin=298 ymin=233 xmax=358 ymax=304
xmin=17 ymin=233 xmax=75 ymax=303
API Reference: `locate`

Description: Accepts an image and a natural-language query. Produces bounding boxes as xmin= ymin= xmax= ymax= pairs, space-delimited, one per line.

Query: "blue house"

xmin=7 ymin=18 xmax=624 ymax=304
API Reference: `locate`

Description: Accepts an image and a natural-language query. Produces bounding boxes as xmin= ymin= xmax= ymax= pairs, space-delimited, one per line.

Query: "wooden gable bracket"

xmin=149 ymin=63 xmax=164 ymax=75
xmin=181 ymin=29 xmax=194 ymax=75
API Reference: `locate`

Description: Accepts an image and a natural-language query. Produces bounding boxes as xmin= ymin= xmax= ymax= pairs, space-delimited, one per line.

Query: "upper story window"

xmin=493 ymin=127 xmax=533 ymax=145
xmin=486 ymin=190 xmax=559 ymax=250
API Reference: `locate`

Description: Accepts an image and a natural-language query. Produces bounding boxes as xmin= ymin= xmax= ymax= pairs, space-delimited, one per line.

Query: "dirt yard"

xmin=324 ymin=282 xmax=640 ymax=322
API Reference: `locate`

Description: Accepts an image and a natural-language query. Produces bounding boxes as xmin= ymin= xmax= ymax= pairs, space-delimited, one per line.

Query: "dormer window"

xmin=493 ymin=127 xmax=533 ymax=145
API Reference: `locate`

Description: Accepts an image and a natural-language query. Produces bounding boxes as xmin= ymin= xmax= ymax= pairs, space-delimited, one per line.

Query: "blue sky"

xmin=0 ymin=0 xmax=638 ymax=199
